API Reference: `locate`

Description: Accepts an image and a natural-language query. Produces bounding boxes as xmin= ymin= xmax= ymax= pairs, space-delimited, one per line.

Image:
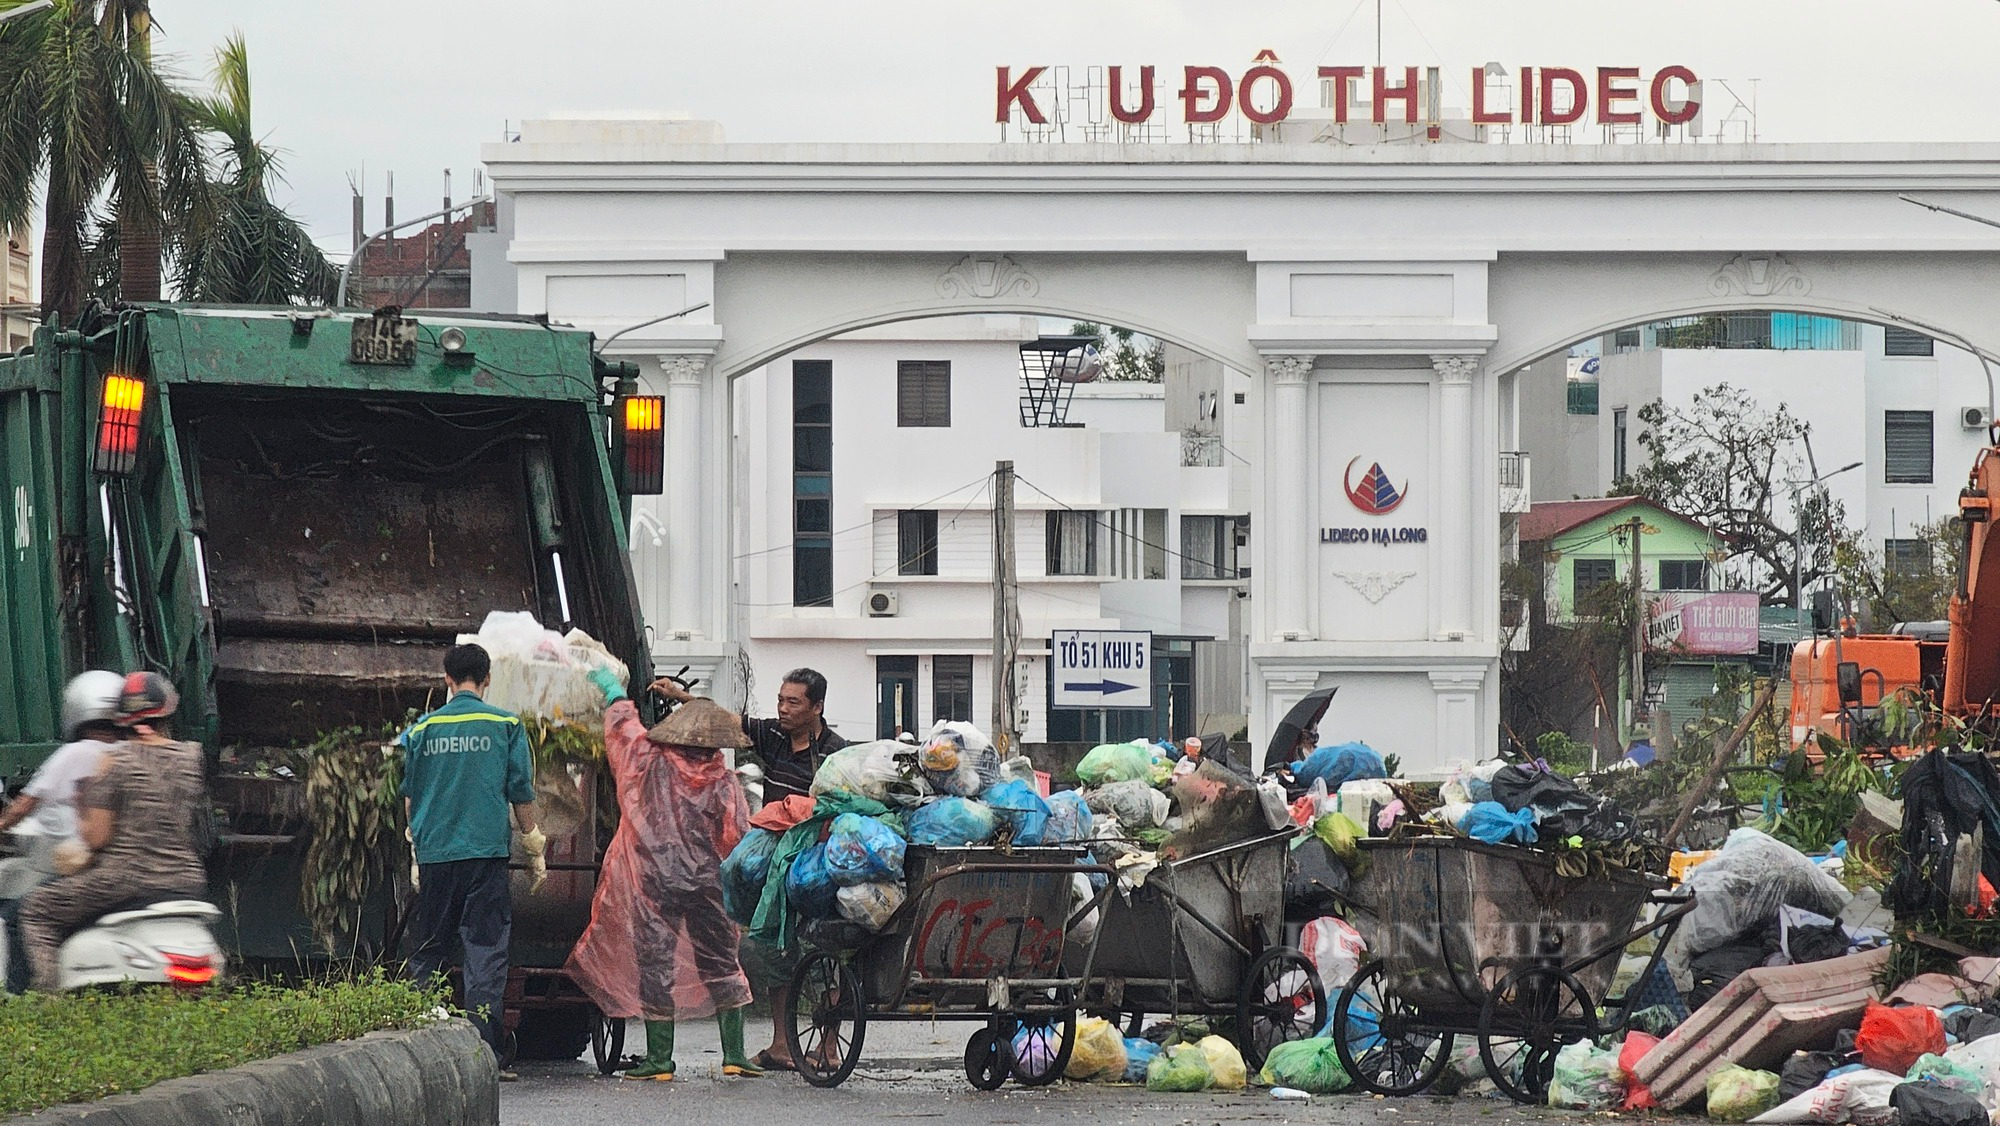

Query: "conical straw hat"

xmin=647 ymin=698 xmax=751 ymax=750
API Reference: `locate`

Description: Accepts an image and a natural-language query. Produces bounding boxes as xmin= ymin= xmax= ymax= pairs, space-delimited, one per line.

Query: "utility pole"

xmin=992 ymin=462 xmax=1021 ymax=755
xmin=1627 ymin=516 xmax=1647 ymax=750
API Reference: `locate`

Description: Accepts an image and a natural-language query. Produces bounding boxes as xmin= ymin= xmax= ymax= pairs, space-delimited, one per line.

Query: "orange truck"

xmin=1787 ymin=627 xmax=1945 ymax=749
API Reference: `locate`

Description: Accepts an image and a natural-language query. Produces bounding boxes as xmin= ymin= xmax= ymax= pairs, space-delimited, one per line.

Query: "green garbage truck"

xmin=0 ymin=303 xmax=663 ymax=1060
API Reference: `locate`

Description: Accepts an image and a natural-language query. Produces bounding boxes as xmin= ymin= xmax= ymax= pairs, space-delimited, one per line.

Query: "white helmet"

xmin=61 ymin=670 xmax=126 ymax=740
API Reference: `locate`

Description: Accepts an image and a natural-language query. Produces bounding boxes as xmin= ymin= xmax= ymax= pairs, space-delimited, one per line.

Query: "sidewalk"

xmin=594 ymin=1015 xmax=968 ymax=1071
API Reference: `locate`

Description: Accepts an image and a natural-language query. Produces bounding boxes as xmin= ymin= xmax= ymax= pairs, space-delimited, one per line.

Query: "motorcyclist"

xmin=18 ymin=672 xmax=208 ymax=991
xmin=0 ymin=671 xmax=126 ymax=992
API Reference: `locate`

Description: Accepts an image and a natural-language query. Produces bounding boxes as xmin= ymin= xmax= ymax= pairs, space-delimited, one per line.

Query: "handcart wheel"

xmin=1332 ymin=960 xmax=1455 ymax=1096
xmin=964 ymin=1027 xmax=1009 ymax=1091
xmin=589 ymin=1009 xmax=626 ymax=1076
xmin=1004 ymin=997 xmax=1078 ymax=1087
xmin=1235 ymin=946 xmax=1327 ymax=1071
xmin=1477 ymin=964 xmax=1600 ymax=1106
xmin=786 ymin=951 xmax=867 ymax=1089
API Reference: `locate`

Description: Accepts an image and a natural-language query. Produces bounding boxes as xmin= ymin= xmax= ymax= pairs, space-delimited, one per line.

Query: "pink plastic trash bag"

xmin=565 ymin=699 xmax=753 ymax=1021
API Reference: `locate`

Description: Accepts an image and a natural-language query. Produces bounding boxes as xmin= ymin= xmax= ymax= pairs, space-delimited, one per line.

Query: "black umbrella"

xmin=1265 ymin=686 xmax=1337 ymax=768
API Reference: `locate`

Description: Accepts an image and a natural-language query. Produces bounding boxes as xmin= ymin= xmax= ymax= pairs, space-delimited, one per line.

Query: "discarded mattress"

xmin=1633 ymin=947 xmax=1892 ymax=1111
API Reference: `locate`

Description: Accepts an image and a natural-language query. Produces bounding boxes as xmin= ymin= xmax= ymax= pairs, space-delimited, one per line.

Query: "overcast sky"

xmin=59 ymin=0 xmax=2000 ymax=259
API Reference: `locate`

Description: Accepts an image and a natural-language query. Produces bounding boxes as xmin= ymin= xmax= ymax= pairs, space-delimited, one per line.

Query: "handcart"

xmin=1329 ymin=835 xmax=1695 ymax=1105
xmin=785 ymin=844 xmax=1114 ymax=1090
xmin=1072 ymin=828 xmax=1326 ymax=1069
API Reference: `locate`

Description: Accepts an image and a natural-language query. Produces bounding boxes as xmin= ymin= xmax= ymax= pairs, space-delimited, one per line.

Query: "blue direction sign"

xmin=1051 ymin=630 xmax=1153 ymax=709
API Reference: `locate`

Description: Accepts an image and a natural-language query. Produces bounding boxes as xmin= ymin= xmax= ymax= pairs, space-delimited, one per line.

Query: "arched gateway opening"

xmin=480 ymin=120 xmax=2000 ymax=774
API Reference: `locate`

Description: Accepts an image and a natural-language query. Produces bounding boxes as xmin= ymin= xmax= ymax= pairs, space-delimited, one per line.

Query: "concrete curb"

xmin=14 ymin=1017 xmax=497 ymax=1125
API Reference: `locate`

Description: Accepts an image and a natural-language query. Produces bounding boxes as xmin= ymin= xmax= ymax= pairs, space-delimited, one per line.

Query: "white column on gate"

xmin=1267 ymin=355 xmax=1316 ymax=641
xmin=1432 ymin=355 xmax=1479 ymax=641
xmin=660 ymin=354 xmax=707 ymax=638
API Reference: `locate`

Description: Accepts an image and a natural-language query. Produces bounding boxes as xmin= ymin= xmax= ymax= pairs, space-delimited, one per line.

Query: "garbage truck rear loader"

xmin=0 ymin=305 xmax=662 ymax=1055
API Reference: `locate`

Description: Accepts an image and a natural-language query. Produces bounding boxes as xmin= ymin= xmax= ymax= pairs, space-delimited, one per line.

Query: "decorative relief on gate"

xmin=936 ymin=254 xmax=1040 ymax=300
xmin=1331 ymin=569 xmax=1417 ymax=605
xmin=1709 ymin=253 xmax=1810 ymax=298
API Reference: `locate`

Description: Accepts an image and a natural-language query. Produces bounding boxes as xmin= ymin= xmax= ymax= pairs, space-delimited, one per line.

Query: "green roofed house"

xmin=1513 ymin=497 xmax=1756 ymax=756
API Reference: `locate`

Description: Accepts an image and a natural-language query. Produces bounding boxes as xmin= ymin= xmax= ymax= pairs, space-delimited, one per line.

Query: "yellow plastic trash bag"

xmin=1197 ymin=1034 xmax=1247 ymax=1090
xmin=1065 ymin=1017 xmax=1128 ymax=1082
xmin=1707 ymin=1065 xmax=1782 ymax=1122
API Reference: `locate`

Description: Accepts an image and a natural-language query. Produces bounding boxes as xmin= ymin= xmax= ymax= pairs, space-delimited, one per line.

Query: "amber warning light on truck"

xmin=93 ymin=374 xmax=145 ymax=476
xmin=620 ymin=395 xmax=666 ymax=495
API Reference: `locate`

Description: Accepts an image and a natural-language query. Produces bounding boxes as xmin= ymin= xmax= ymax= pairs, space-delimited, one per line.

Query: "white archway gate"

xmin=482 ymin=131 xmax=2000 ymax=772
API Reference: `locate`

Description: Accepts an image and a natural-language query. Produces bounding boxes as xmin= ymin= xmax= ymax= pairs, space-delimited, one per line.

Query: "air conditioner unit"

xmin=1963 ymin=406 xmax=1991 ymax=430
xmin=866 ymin=588 xmax=899 ymax=617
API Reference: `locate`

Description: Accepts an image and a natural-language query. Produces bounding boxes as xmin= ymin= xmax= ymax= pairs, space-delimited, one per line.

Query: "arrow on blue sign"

xmin=1062 ymin=679 xmax=1141 ymax=696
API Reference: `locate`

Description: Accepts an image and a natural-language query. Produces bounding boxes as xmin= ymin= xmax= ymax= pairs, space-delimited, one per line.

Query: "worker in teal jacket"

xmin=400 ymin=643 xmax=545 ymax=1068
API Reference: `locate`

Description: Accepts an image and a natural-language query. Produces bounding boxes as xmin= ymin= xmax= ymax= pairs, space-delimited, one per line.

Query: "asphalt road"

xmin=498 ymin=1022 xmax=1588 ymax=1126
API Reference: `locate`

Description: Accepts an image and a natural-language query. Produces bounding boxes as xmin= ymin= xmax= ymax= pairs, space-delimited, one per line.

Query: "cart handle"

xmin=1559 ymin=887 xmax=1700 ymax=982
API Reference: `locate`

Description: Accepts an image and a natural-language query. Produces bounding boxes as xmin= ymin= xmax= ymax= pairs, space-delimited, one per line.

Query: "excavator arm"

xmin=1944 ymin=446 xmax=2000 ymax=719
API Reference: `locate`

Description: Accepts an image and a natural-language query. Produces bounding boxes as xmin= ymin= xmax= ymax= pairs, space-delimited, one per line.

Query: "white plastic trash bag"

xmin=1086 ymin=780 xmax=1172 ymax=830
xmin=1750 ymin=1069 xmax=1904 ymax=1124
xmin=1664 ymin=828 xmax=1851 ymax=992
xmin=812 ymin=742 xmax=905 ymax=801
xmin=836 ymin=880 xmax=907 ymax=931
xmin=1301 ymin=916 xmax=1367 ymax=992
xmin=459 ymin=610 xmax=628 ymax=724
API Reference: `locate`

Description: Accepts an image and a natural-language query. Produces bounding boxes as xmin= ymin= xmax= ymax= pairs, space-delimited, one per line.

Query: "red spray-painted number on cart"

xmin=917 ymin=897 xmax=1065 ymax=978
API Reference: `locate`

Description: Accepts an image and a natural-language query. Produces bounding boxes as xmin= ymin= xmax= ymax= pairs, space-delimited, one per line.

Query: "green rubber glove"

xmin=587 ymin=667 xmax=627 ymax=703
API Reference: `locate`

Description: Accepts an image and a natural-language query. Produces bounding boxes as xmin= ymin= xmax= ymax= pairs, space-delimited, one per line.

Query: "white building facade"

xmin=475 ymin=119 xmax=2000 ymax=774
xmin=727 ymin=316 xmax=1253 ymax=744
xmin=1537 ymin=317 xmax=1990 ymax=565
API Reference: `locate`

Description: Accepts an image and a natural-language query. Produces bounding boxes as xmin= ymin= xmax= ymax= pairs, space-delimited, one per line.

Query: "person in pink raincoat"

xmin=568 ymin=672 xmax=758 ymax=1080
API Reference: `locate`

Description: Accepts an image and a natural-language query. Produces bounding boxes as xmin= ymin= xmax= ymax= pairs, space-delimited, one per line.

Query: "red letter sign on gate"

xmin=996 ymin=66 xmax=1049 ymax=124
xmin=1108 ymin=65 xmax=1157 ymax=124
xmin=1180 ymin=66 xmax=1233 ymax=123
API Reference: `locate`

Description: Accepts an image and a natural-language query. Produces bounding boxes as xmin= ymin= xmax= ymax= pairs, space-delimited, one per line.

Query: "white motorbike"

xmin=2 ymin=825 xmax=225 ymax=992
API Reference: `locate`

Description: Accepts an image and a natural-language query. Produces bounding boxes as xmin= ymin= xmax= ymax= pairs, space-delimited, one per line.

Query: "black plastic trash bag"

xmin=1946 ymin=1008 xmax=2000 ymax=1045
xmin=1285 ymin=838 xmax=1351 ymax=921
xmin=1891 ymin=1081 xmax=1989 ymax=1126
xmin=1488 ymin=764 xmax=1641 ymax=841
xmin=1778 ymin=1051 xmax=1846 ymax=1100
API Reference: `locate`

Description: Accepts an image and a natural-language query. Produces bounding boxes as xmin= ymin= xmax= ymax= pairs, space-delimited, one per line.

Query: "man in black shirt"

xmin=740 ymin=669 xmax=847 ymax=807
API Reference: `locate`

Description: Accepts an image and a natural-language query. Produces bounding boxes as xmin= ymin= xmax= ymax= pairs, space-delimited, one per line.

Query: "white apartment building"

xmin=728 ymin=316 xmax=1254 ymax=746
xmin=1522 ymin=315 xmax=1986 ymax=569
xmin=3 ymin=224 xmax=30 ymax=353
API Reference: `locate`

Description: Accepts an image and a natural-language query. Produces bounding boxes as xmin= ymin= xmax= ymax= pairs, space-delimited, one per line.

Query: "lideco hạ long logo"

xmin=1323 ymin=457 xmax=1428 ymax=545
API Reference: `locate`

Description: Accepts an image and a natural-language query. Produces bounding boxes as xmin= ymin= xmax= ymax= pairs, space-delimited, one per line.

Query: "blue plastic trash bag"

xmin=785 ymin=842 xmax=842 ymax=919
xmin=825 ymin=812 xmax=907 ymax=886
xmin=985 ymin=779 xmax=1051 ymax=846
xmin=1295 ymin=742 xmax=1386 ymax=790
xmin=721 ymin=828 xmax=779 ymax=925
xmin=908 ymin=797 xmax=999 ymax=847
xmin=1123 ymin=1037 xmax=1163 ymax=1083
xmin=1044 ymin=790 xmax=1094 ymax=844
xmin=1460 ymin=801 xmax=1538 ymax=845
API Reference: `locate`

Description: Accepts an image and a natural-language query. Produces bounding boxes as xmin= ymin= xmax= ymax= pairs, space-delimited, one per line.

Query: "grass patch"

xmin=0 ymin=971 xmax=446 ymax=1116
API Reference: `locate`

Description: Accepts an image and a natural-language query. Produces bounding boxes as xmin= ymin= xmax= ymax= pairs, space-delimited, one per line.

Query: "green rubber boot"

xmin=719 ymin=1006 xmax=763 ymax=1077
xmin=621 ymin=1020 xmax=676 ymax=1080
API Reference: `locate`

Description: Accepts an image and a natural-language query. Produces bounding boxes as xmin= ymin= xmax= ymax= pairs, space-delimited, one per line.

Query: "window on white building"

xmin=1884 ymin=411 xmax=1934 ymax=484
xmin=1046 ymin=510 xmax=1099 ymax=576
xmin=1886 ymin=538 xmax=1931 ymax=578
xmin=897 ymin=360 xmax=951 ymax=427
xmin=1657 ymin=559 xmax=1707 ymax=591
xmin=793 ymin=360 xmax=833 ymax=607
xmin=1884 ymin=327 xmax=1935 ymax=357
xmin=1104 ymin=508 xmax=1166 ymax=580
xmin=897 ymin=509 xmax=938 ymax=576
xmin=1612 ymin=409 xmax=1628 ymax=481
xmin=933 ymin=655 xmax=974 ymax=725
xmin=1181 ymin=515 xmax=1238 ymax=579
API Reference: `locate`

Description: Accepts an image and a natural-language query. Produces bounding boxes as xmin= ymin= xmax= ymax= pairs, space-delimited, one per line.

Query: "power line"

xmin=730 ymin=472 xmax=994 ymax=562
xmin=1013 ymin=472 xmax=1245 ymax=581
xmin=732 ymin=476 xmax=994 ymax=608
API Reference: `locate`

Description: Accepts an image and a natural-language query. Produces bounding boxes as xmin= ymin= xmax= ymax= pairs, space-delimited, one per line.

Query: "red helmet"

xmin=114 ymin=671 xmax=179 ymax=726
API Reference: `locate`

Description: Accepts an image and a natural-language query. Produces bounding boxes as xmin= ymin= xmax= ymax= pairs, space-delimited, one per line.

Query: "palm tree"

xmin=172 ymin=34 xmax=335 ymax=305
xmin=0 ymin=0 xmax=203 ymax=320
